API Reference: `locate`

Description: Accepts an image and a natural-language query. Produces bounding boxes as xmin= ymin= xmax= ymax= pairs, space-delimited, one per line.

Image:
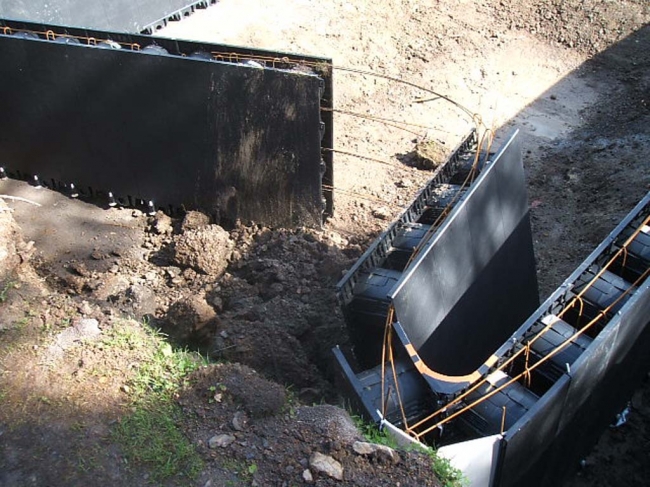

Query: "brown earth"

xmin=1 ymin=0 xmax=649 ymax=486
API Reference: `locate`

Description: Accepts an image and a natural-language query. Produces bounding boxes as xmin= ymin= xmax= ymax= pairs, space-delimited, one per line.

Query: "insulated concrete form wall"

xmin=0 ymin=19 xmax=333 ymax=227
xmin=493 ymin=196 xmax=650 ymax=486
xmin=333 ymin=131 xmax=540 ymax=425
xmin=336 ymin=130 xmax=478 ymax=369
xmin=441 ymin=192 xmax=650 ymax=487
xmin=390 ymin=132 xmax=539 ymax=377
xmin=0 ymin=0 xmax=214 ymax=33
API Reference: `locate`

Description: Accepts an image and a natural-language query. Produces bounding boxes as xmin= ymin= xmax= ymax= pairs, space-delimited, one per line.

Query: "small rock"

xmin=153 ymin=211 xmax=173 ymax=235
xmin=302 ymin=469 xmax=313 ymax=483
xmin=395 ymin=178 xmax=413 ymax=188
xmin=90 ymin=250 xmax=106 ymax=260
xmin=232 ymin=411 xmax=248 ymax=431
xmin=181 ymin=211 xmax=211 ymax=232
xmin=211 ymin=296 xmax=224 ymax=312
xmin=165 ymin=266 xmax=181 ymax=278
xmin=372 ymin=207 xmax=391 ymax=220
xmin=69 ymin=261 xmax=90 ymax=277
xmin=143 ymin=270 xmax=157 ymax=282
xmin=78 ymin=301 xmax=93 ymax=316
xmin=126 ymin=284 xmax=157 ymax=319
xmin=208 ymin=434 xmax=236 ymax=449
xmin=352 ymin=441 xmax=401 ymax=464
xmin=309 ymin=452 xmax=343 ymax=481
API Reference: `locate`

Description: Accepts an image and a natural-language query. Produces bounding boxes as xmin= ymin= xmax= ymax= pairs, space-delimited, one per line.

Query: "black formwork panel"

xmin=501 ymin=283 xmax=650 ymax=487
xmin=390 ymin=132 xmax=539 ymax=378
xmin=336 ymin=130 xmax=477 ymax=306
xmin=346 ymin=268 xmax=401 ymax=367
xmin=0 ymin=21 xmax=331 ymax=227
xmin=527 ymin=315 xmax=592 ymax=387
xmin=484 ymin=191 xmax=650 ymax=487
xmin=0 ymin=0 xmax=214 ymax=33
xmin=333 ymin=345 xmax=433 ymax=426
xmin=559 ymin=282 xmax=650 ymax=435
xmin=495 ymin=375 xmax=571 ymax=487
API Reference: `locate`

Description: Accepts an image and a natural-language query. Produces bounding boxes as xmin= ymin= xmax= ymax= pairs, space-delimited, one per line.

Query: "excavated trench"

xmin=1 ymin=2 xmax=649 ymax=486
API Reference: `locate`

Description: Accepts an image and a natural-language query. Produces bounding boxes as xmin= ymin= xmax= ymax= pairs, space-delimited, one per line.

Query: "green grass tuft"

xmin=0 ymin=280 xmax=15 ymax=303
xmin=353 ymin=415 xmax=400 ymax=450
xmin=427 ymin=450 xmax=467 ymax=487
xmin=108 ymin=320 xmax=208 ymax=481
xmin=113 ymin=402 xmax=202 ymax=481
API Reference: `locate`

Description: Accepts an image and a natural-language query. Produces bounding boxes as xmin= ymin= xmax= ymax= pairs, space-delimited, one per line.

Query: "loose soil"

xmin=1 ymin=0 xmax=649 ymax=486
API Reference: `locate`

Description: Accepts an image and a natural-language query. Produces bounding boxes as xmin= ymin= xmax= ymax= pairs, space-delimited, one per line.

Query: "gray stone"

xmin=46 ymin=317 xmax=102 ymax=361
xmin=126 ymin=284 xmax=157 ymax=319
xmin=208 ymin=434 xmax=236 ymax=449
xmin=302 ymin=469 xmax=313 ymax=483
xmin=309 ymin=452 xmax=343 ymax=481
xmin=352 ymin=441 xmax=374 ymax=455
xmin=232 ymin=411 xmax=248 ymax=431
xmin=352 ymin=441 xmax=400 ymax=464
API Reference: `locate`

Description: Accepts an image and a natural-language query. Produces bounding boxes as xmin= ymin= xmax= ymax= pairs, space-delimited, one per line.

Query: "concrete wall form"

xmin=390 ymin=132 xmax=539 ymax=379
xmin=0 ymin=18 xmax=333 ymax=227
xmin=335 ymin=123 xmax=650 ymax=485
xmin=333 ymin=131 xmax=540 ymax=424
xmin=441 ymin=192 xmax=650 ymax=487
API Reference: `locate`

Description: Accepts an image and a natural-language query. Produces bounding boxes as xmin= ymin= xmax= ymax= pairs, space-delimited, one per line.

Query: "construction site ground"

xmin=1 ymin=0 xmax=649 ymax=485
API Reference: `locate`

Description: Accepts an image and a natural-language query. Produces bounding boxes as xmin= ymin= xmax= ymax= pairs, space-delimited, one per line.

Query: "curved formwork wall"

xmin=335 ymin=128 xmax=650 ymax=486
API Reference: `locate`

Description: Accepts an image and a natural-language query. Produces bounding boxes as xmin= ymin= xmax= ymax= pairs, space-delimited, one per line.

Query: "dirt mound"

xmin=183 ymin=363 xmax=287 ymax=418
xmin=206 ymin=226 xmax=358 ymax=395
xmin=0 ymin=198 xmax=35 ymax=282
xmin=178 ymin=364 xmax=443 ymax=486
